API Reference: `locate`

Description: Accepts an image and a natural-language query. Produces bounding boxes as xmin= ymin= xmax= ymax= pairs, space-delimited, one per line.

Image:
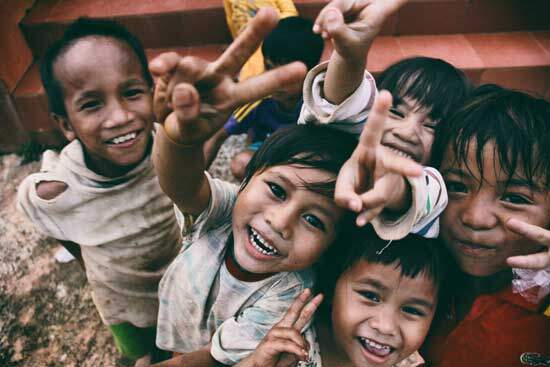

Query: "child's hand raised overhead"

xmin=149 ymin=7 xmax=307 ymax=146
xmin=313 ymin=0 xmax=408 ymax=62
xmin=238 ymin=289 xmax=323 ymax=367
xmin=335 ymin=91 xmax=423 ymax=227
xmin=506 ymin=219 xmax=550 ymax=270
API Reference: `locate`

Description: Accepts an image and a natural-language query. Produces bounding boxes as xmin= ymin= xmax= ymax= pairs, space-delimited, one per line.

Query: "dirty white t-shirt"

xmin=156 ymin=173 xmax=314 ymax=364
xmin=17 ymin=140 xmax=181 ymax=327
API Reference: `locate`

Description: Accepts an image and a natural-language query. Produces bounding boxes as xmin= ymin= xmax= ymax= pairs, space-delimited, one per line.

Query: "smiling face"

xmin=440 ymin=140 xmax=550 ymax=277
xmin=53 ymin=36 xmax=154 ymax=177
xmin=332 ymin=260 xmax=436 ymax=367
xmin=231 ymin=164 xmax=344 ymax=274
xmin=380 ymin=97 xmax=437 ymax=165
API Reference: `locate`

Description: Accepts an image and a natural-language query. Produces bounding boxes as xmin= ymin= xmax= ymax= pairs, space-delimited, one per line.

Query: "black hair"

xmin=377 ymin=57 xmax=472 ymax=126
xmin=317 ymin=225 xmax=457 ymax=325
xmin=242 ymin=124 xmax=356 ymax=198
xmin=262 ymin=16 xmax=324 ymax=71
xmin=431 ymin=84 xmax=550 ymax=189
xmin=40 ymin=17 xmax=153 ymax=117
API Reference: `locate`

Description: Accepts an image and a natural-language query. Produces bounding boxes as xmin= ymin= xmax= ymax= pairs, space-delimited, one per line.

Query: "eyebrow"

xmin=498 ymin=177 xmax=542 ymax=192
xmin=356 ymin=278 xmax=388 ymax=291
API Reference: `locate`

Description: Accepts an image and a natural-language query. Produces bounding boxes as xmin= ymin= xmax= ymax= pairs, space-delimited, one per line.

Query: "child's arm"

xmin=235 ymin=289 xmax=323 ymax=367
xmin=151 ymin=345 xmax=214 ymax=367
xmin=149 ymin=8 xmax=306 ymax=215
xmin=507 ymin=219 xmax=550 ymax=270
xmin=335 ymin=91 xmax=428 ymax=236
xmin=314 ymin=0 xmax=408 ymax=104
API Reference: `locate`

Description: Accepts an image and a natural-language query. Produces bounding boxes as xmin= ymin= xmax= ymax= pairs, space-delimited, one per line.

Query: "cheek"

xmin=400 ymin=319 xmax=433 ymax=355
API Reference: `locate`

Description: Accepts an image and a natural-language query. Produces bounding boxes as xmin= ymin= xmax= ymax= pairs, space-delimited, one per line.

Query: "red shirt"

xmin=423 ymin=287 xmax=550 ymax=367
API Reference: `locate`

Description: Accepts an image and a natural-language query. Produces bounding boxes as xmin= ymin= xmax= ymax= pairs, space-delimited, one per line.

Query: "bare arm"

xmin=152 ymin=346 xmax=219 ymax=367
xmin=149 ymin=8 xmax=306 ymax=215
xmin=314 ymin=0 xmax=408 ymax=104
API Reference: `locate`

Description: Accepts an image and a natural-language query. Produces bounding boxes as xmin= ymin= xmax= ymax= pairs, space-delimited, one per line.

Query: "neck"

xmin=84 ymin=136 xmax=152 ymax=178
xmin=463 ymin=268 xmax=512 ymax=296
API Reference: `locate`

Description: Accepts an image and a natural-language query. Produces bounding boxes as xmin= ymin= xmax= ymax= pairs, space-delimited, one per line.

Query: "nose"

xmin=392 ymin=117 xmax=421 ymax=145
xmin=265 ymin=202 xmax=295 ymax=240
xmin=105 ymin=99 xmax=133 ymax=128
xmin=368 ymin=305 xmax=398 ymax=337
xmin=461 ymin=193 xmax=498 ymax=230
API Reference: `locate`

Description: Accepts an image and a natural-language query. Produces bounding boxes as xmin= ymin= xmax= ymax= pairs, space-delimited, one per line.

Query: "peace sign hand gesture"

xmin=149 ymin=7 xmax=307 ymax=146
xmin=238 ymin=289 xmax=323 ymax=367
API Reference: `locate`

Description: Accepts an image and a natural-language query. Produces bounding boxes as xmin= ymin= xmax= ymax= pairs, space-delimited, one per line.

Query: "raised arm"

xmin=314 ymin=0 xmax=408 ymax=104
xmin=149 ymin=8 xmax=307 ymax=215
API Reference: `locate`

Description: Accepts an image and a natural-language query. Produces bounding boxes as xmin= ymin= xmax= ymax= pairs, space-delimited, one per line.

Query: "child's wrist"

xmin=160 ymin=125 xmax=203 ymax=150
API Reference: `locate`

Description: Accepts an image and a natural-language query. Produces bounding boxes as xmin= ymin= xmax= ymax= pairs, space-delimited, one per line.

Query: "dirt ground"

xmin=0 ymin=136 xmax=245 ymax=367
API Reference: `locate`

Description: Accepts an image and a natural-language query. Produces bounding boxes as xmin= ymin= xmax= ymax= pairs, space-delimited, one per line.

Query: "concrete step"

xmin=21 ymin=0 xmax=550 ymax=58
xmin=13 ymin=31 xmax=550 ymax=141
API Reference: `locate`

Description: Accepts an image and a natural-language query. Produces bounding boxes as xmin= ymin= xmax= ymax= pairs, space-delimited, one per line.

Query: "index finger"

xmin=506 ymin=219 xmax=550 ymax=246
xmin=277 ymin=289 xmax=312 ymax=328
xmin=211 ymin=7 xmax=279 ymax=76
xmin=357 ymin=90 xmax=393 ymax=163
xmin=293 ymin=293 xmax=323 ymax=332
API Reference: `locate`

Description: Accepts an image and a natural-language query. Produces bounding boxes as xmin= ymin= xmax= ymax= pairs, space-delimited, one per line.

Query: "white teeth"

xmin=389 ymin=147 xmax=412 ymax=160
xmin=110 ymin=132 xmax=137 ymax=144
xmin=249 ymin=228 xmax=279 ymax=256
xmin=359 ymin=337 xmax=392 ymax=353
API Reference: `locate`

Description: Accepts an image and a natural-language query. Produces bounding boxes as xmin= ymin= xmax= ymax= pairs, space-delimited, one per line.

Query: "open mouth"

xmin=385 ymin=145 xmax=414 ymax=161
xmin=358 ymin=337 xmax=394 ymax=362
xmin=248 ymin=226 xmax=280 ymax=257
xmin=106 ymin=130 xmax=141 ymax=146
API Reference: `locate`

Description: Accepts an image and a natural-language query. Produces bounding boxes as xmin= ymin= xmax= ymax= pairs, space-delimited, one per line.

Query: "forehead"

xmin=262 ymin=164 xmax=336 ymax=187
xmin=441 ymin=139 xmax=542 ymax=187
xmin=54 ymin=36 xmax=142 ymax=92
xmin=346 ymin=260 xmax=437 ymax=299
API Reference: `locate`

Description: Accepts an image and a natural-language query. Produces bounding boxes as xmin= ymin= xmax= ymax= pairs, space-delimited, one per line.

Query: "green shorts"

xmin=109 ymin=323 xmax=170 ymax=362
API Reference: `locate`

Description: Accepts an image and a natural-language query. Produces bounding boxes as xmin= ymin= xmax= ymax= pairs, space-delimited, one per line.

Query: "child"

xmin=298 ymin=0 xmax=471 ymax=239
xmin=223 ymin=0 xmax=298 ymax=80
xmin=204 ymin=16 xmax=324 ymax=179
xmin=422 ymin=84 xmax=550 ymax=367
xmin=238 ymin=227 xmax=456 ymax=367
xmin=148 ymin=9 xmax=359 ymax=366
xmin=17 ymin=18 xmax=181 ymax=366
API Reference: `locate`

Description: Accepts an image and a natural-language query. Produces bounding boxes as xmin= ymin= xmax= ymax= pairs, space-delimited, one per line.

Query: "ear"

xmin=51 ymin=113 xmax=76 ymax=141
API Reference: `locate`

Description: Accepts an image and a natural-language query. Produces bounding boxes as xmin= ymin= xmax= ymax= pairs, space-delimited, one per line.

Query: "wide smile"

xmin=383 ymin=143 xmax=416 ymax=162
xmin=246 ymin=226 xmax=281 ymax=259
xmin=105 ymin=129 xmax=143 ymax=148
xmin=357 ymin=337 xmax=395 ymax=365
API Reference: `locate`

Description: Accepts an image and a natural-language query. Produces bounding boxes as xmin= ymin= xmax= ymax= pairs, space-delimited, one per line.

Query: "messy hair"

xmin=40 ymin=17 xmax=153 ymax=117
xmin=242 ymin=124 xmax=357 ymax=198
xmin=378 ymin=57 xmax=472 ymax=125
xmin=431 ymin=84 xmax=550 ymax=189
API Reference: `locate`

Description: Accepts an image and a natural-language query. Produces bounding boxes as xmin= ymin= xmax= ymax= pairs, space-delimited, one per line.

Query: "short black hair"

xmin=242 ymin=124 xmax=356 ymax=198
xmin=40 ymin=17 xmax=153 ymax=117
xmin=262 ymin=16 xmax=324 ymax=71
xmin=431 ymin=84 xmax=550 ymax=189
xmin=377 ymin=57 xmax=472 ymax=126
xmin=317 ymin=225 xmax=457 ymax=324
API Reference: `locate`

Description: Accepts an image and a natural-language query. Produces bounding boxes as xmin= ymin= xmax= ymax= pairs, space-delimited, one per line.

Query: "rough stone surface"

xmin=0 ymin=134 xmax=246 ymax=366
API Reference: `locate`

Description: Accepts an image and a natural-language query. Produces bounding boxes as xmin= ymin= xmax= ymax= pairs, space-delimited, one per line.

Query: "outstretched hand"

xmin=313 ymin=0 xmax=408 ymax=61
xmin=335 ymin=91 xmax=422 ymax=226
xmin=242 ymin=289 xmax=323 ymax=367
xmin=506 ymin=219 xmax=550 ymax=270
xmin=149 ymin=7 xmax=307 ymax=146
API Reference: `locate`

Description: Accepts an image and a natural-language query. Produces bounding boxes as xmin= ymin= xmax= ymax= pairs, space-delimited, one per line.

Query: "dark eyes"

xmin=402 ymin=306 xmax=426 ymax=317
xmin=358 ymin=290 xmax=381 ymax=303
xmin=303 ymin=214 xmax=325 ymax=230
xmin=124 ymin=88 xmax=145 ymax=98
xmin=445 ymin=180 xmax=467 ymax=194
xmin=268 ymin=182 xmax=286 ymax=200
xmin=502 ymin=193 xmax=532 ymax=205
xmin=80 ymin=100 xmax=101 ymax=111
xmin=389 ymin=107 xmax=405 ymax=119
